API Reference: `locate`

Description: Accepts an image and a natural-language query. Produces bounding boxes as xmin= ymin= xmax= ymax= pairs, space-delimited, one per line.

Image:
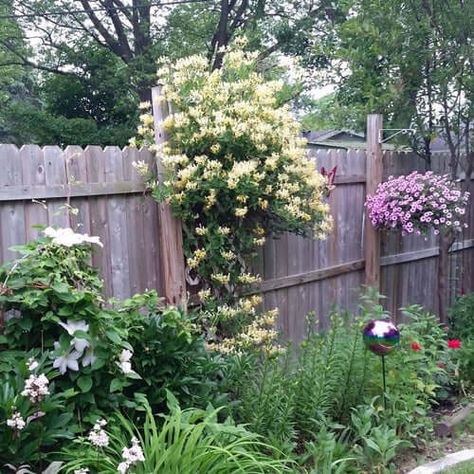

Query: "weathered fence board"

xmin=0 ymin=144 xmax=472 ymax=342
xmin=257 ymin=147 xmax=473 ymax=338
xmin=0 ymin=144 xmax=164 ymax=301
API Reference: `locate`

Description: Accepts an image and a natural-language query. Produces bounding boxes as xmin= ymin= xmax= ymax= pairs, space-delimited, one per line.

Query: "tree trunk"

xmin=137 ymin=83 xmax=152 ymax=104
xmin=438 ymin=228 xmax=455 ymax=325
xmin=210 ymin=0 xmax=230 ymax=69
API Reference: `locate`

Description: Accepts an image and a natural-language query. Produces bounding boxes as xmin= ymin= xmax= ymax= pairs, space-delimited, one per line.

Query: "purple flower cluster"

xmin=366 ymin=171 xmax=469 ymax=235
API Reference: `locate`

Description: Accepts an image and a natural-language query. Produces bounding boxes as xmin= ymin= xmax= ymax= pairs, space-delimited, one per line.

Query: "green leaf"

xmin=110 ymin=378 xmax=126 ymax=393
xmin=72 ymin=330 xmax=91 ymax=341
xmin=90 ymin=357 xmax=106 ymax=370
xmin=105 ymin=330 xmax=122 ymax=345
xmin=365 ymin=438 xmax=382 ymax=454
xmin=18 ymin=317 xmax=33 ymax=331
xmin=126 ymin=370 xmax=142 ymax=380
xmin=61 ymin=388 xmax=79 ymax=399
xmin=50 ymin=281 xmax=70 ymax=294
xmin=57 ymin=306 xmax=73 ymax=317
xmin=77 ymin=375 xmax=93 ymax=393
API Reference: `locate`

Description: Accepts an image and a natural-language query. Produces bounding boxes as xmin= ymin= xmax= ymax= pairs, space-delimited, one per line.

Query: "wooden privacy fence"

xmin=0 ymin=144 xmax=165 ymax=299
xmin=257 ymin=147 xmax=474 ymax=340
xmin=0 ymin=138 xmax=473 ymax=342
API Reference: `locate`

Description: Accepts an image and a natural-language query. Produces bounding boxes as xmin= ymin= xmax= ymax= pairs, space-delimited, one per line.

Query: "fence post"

xmin=151 ymin=85 xmax=187 ymax=308
xmin=365 ymin=114 xmax=383 ymax=290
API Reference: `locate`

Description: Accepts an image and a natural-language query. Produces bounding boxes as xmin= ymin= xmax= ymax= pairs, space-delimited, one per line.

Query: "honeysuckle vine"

xmin=132 ymin=44 xmax=333 ymax=352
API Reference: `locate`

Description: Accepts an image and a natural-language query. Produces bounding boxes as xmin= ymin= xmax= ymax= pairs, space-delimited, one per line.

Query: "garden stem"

xmin=438 ymin=229 xmax=455 ymax=325
xmin=382 ymin=355 xmax=387 ymax=411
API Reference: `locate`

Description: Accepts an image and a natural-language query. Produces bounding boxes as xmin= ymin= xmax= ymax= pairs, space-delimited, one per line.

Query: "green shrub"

xmin=118 ymin=292 xmax=230 ymax=411
xmin=0 ymin=228 xmax=234 ymax=467
xmin=449 ymin=293 xmax=474 ymax=341
xmin=0 ymin=351 xmax=73 ymax=467
xmin=61 ymin=392 xmax=293 ymax=473
xmin=232 ymin=294 xmax=449 ymax=469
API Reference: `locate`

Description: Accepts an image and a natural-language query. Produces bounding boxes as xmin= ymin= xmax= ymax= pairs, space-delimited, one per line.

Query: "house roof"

xmin=302 ymin=129 xmax=365 ymax=143
xmin=301 ymin=129 xmax=409 ymax=151
xmin=307 ymin=140 xmax=410 ymax=151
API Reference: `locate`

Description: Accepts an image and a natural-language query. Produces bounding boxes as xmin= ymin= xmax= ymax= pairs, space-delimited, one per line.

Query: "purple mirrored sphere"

xmin=362 ymin=319 xmax=400 ymax=356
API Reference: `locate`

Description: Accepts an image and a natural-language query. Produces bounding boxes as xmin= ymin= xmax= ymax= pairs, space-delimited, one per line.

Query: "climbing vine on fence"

xmin=132 ymin=44 xmax=333 ymax=352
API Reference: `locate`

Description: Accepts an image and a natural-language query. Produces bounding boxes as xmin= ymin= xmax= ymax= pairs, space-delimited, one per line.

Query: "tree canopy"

xmin=0 ymin=0 xmax=472 ymax=153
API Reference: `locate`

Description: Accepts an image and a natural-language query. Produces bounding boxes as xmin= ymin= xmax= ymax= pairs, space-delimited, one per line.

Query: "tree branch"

xmin=78 ymin=0 xmax=129 ymax=61
xmin=101 ymin=0 xmax=133 ymax=59
xmin=110 ymin=0 xmax=133 ymax=23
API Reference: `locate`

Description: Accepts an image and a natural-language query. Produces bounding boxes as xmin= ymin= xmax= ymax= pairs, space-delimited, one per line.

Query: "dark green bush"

xmin=0 ymin=230 xmax=232 ymax=468
xmin=118 ymin=292 xmax=230 ymax=411
xmin=449 ymin=293 xmax=474 ymax=341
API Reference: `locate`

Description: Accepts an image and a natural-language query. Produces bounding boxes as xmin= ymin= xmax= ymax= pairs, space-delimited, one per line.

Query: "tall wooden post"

xmin=365 ymin=114 xmax=383 ymax=290
xmin=151 ymin=85 xmax=187 ymax=308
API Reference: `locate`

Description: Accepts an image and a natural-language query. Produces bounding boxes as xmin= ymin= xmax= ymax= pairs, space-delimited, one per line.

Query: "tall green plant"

xmin=61 ymin=392 xmax=293 ymax=473
xmin=233 ymin=294 xmax=449 ymax=468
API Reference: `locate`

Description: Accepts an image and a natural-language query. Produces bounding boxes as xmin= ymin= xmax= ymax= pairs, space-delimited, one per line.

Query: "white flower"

xmin=27 ymin=358 xmax=39 ymax=371
xmin=44 ymin=227 xmax=103 ymax=247
xmin=117 ymin=349 xmax=133 ymax=374
xmin=117 ymin=462 xmax=128 ymax=474
xmin=58 ymin=319 xmax=89 ymax=336
xmin=88 ymin=419 xmax=109 ymax=448
xmin=26 ymin=411 xmax=45 ymax=424
xmin=21 ymin=373 xmax=49 ymax=403
xmin=125 ymin=437 xmax=145 ymax=463
xmin=58 ymin=319 xmax=90 ymax=353
xmin=118 ymin=436 xmax=145 ymax=473
xmin=132 ymin=160 xmax=149 ymax=177
xmin=7 ymin=411 xmax=26 ymax=431
xmin=53 ymin=342 xmax=81 ymax=375
xmin=74 ymin=469 xmax=89 ymax=474
xmin=82 ymin=346 xmax=97 ymax=367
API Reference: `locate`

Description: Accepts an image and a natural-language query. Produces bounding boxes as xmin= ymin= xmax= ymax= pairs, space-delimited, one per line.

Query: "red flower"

xmin=411 ymin=342 xmax=422 ymax=351
xmin=448 ymin=340 xmax=461 ymax=349
xmin=438 ymin=362 xmax=446 ymax=369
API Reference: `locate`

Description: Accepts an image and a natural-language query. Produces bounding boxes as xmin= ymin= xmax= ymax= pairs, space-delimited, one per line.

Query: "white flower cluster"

xmin=44 ymin=227 xmax=103 ymax=247
xmin=53 ymin=320 xmax=96 ymax=374
xmin=21 ymin=373 xmax=49 ymax=404
xmin=74 ymin=469 xmax=89 ymax=474
xmin=132 ymin=160 xmax=149 ymax=177
xmin=117 ymin=436 xmax=145 ymax=473
xmin=6 ymin=411 xmax=26 ymax=431
xmin=88 ymin=419 xmax=109 ymax=448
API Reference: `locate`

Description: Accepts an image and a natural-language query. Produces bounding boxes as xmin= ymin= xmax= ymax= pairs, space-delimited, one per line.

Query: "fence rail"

xmin=0 ymin=139 xmax=472 ymax=342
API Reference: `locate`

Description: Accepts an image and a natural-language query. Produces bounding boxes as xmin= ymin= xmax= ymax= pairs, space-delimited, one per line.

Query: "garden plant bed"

xmin=400 ymin=402 xmax=474 ymax=473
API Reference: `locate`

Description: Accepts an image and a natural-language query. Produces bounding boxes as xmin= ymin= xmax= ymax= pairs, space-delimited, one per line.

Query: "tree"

xmin=331 ymin=0 xmax=474 ymax=323
xmin=333 ymin=0 xmax=473 ymax=170
xmin=300 ymin=93 xmax=362 ymax=131
xmin=0 ymin=0 xmax=352 ymax=144
xmin=2 ymin=0 xmax=351 ymax=95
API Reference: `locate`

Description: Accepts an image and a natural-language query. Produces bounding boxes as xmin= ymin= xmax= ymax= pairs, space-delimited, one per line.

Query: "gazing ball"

xmin=362 ymin=320 xmax=400 ymax=356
